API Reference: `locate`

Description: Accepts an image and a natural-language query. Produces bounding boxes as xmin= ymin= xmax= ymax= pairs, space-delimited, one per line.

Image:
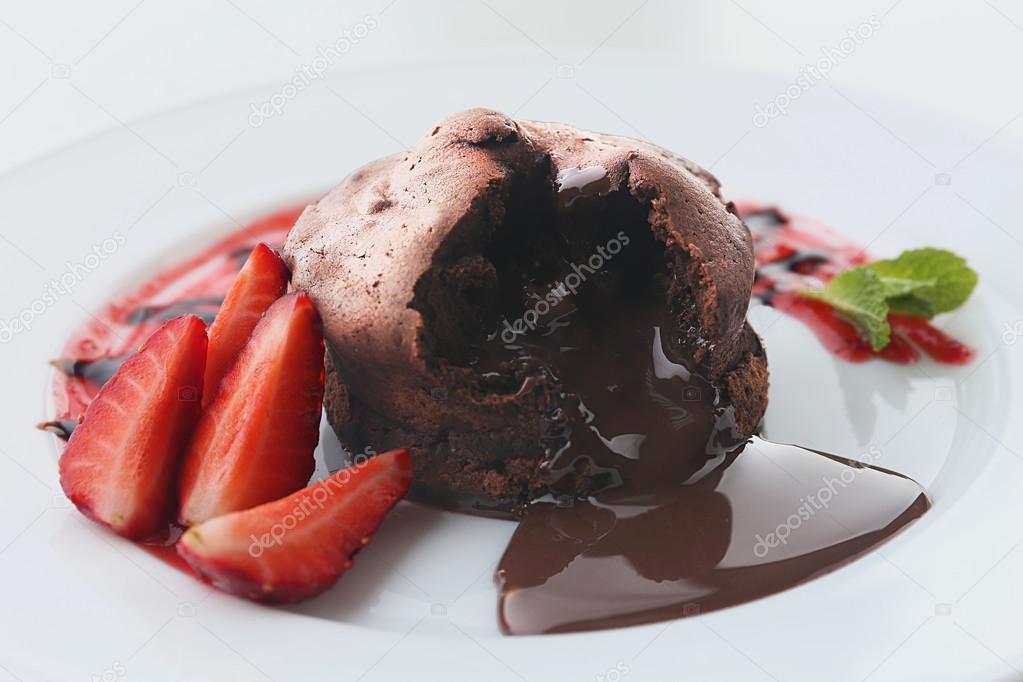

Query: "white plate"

xmin=1 ymin=59 xmax=1022 ymax=682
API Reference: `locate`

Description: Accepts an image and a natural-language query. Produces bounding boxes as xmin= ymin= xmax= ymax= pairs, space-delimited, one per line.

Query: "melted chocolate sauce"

xmin=52 ymin=354 xmax=132 ymax=386
xmin=125 ymin=296 xmax=222 ymax=325
xmin=557 ymin=166 xmax=613 ymax=208
xmin=478 ymin=271 xmax=930 ymax=634
xmin=478 ymin=189 xmax=932 ymax=635
xmin=497 ymin=438 xmax=929 ymax=634
xmin=473 ymin=294 xmax=741 ymax=501
xmin=37 ymin=418 xmax=79 ymax=441
xmin=471 ymin=168 xmax=740 ymax=505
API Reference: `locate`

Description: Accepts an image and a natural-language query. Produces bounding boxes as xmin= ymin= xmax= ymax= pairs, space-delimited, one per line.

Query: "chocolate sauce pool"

xmin=486 ymin=294 xmax=930 ymax=634
xmin=498 ymin=438 xmax=929 ymax=634
xmin=481 ymin=171 xmax=931 ymax=635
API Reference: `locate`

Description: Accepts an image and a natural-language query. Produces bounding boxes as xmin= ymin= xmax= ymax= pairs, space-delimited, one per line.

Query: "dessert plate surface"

xmin=1 ymin=60 xmax=1021 ymax=681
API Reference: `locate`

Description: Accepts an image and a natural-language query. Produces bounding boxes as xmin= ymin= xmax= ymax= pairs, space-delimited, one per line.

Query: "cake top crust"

xmin=284 ymin=108 xmax=755 ymax=385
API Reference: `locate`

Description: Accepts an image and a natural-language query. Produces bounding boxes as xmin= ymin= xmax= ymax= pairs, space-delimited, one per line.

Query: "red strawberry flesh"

xmin=178 ymin=292 xmax=324 ymax=526
xmin=177 ymin=448 xmax=413 ymax=603
xmin=59 ymin=315 xmax=207 ymax=540
xmin=203 ymin=243 xmax=289 ymax=406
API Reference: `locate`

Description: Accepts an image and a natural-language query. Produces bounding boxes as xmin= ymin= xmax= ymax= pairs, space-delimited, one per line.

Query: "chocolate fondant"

xmin=284 ymin=108 xmax=768 ymax=513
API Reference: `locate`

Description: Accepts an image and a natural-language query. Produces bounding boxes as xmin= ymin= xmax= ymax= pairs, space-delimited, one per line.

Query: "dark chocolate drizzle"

xmin=52 ymin=354 xmax=132 ymax=386
xmin=125 ymin=296 xmax=222 ymax=325
xmin=37 ymin=418 xmax=79 ymax=441
xmin=52 ymin=297 xmax=225 ymax=390
xmin=742 ymin=206 xmax=786 ymax=232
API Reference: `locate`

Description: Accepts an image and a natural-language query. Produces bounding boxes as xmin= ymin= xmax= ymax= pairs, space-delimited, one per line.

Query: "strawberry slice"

xmin=177 ymin=448 xmax=412 ymax=603
xmin=203 ymin=243 xmax=289 ymax=406
xmin=59 ymin=315 xmax=207 ymax=540
xmin=178 ymin=292 xmax=324 ymax=526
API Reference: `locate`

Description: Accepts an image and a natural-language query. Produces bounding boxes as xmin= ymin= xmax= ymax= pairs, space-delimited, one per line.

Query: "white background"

xmin=2 ymin=0 xmax=1022 ymax=175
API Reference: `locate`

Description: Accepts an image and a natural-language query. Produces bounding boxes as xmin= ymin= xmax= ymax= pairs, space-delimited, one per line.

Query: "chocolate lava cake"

xmin=284 ymin=108 xmax=768 ymax=516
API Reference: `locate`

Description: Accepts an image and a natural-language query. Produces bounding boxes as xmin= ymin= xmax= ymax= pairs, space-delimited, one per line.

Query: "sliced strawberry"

xmin=178 ymin=292 xmax=324 ymax=526
xmin=59 ymin=315 xmax=207 ymax=540
xmin=203 ymin=243 xmax=289 ymax=406
xmin=177 ymin=448 xmax=412 ymax=603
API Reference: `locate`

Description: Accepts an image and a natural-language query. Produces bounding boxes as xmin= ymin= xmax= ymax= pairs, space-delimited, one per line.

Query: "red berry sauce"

xmin=739 ymin=203 xmax=974 ymax=365
xmin=46 ymin=206 xmax=301 ymax=430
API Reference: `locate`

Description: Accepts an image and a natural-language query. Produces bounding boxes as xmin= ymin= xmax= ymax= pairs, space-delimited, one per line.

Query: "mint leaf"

xmin=877 ymin=276 xmax=934 ymax=300
xmin=801 ymin=268 xmax=891 ymax=350
xmin=798 ymin=247 xmax=977 ymax=351
xmin=866 ymin=248 xmax=977 ymax=319
xmin=884 ymin=293 xmax=933 ymax=318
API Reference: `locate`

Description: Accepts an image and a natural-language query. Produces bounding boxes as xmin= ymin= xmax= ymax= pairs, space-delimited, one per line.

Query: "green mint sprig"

xmin=800 ymin=248 xmax=977 ymax=351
